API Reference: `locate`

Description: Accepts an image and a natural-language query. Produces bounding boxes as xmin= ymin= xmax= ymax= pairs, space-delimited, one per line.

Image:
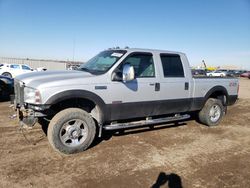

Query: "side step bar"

xmin=103 ymin=114 xmax=190 ymax=131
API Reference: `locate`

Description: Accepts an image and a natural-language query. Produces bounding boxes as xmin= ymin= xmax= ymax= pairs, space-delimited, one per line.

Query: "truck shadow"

xmin=151 ymin=172 xmax=183 ymax=188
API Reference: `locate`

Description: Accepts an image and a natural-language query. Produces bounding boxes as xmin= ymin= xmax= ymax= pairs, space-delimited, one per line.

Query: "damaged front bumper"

xmin=15 ymin=104 xmax=51 ymax=128
xmin=12 ymin=80 xmax=51 ymax=128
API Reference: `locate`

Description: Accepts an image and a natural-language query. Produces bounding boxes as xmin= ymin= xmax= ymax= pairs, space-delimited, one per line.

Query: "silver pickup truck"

xmin=13 ymin=48 xmax=238 ymax=154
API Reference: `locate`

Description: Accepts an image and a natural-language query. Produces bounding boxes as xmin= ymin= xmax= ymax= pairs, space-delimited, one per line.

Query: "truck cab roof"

xmin=110 ymin=48 xmax=185 ymax=56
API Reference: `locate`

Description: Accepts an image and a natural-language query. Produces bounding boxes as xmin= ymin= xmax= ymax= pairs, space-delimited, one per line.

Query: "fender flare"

xmin=204 ymin=85 xmax=229 ymax=104
xmin=45 ymin=90 xmax=108 ymax=123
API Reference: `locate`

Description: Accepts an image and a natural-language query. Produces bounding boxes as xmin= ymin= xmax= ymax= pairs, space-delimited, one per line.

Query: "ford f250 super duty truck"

xmin=13 ymin=48 xmax=238 ymax=154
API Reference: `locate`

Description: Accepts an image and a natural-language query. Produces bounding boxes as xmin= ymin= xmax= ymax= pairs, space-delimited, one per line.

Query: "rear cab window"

xmin=160 ymin=54 xmax=184 ymax=77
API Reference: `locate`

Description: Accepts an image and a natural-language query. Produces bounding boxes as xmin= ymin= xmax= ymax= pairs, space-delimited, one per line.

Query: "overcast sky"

xmin=0 ymin=0 xmax=250 ymax=69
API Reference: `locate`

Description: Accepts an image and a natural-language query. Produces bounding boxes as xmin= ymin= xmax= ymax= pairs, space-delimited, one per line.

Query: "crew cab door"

xmin=157 ymin=53 xmax=191 ymax=114
xmin=109 ymin=52 xmax=160 ymax=121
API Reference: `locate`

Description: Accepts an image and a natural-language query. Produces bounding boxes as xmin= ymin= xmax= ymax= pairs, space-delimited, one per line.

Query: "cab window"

xmin=10 ymin=64 xmax=20 ymax=69
xmin=121 ymin=53 xmax=155 ymax=78
xmin=22 ymin=65 xmax=31 ymax=70
xmin=160 ymin=54 xmax=184 ymax=77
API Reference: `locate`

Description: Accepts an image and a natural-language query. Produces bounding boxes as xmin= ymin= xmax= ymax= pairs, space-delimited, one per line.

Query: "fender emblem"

xmin=95 ymin=86 xmax=107 ymax=90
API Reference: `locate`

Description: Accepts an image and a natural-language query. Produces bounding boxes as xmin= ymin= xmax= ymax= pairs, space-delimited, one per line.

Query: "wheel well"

xmin=2 ymin=72 xmax=12 ymax=76
xmin=50 ymin=98 xmax=102 ymax=123
xmin=208 ymin=91 xmax=227 ymax=105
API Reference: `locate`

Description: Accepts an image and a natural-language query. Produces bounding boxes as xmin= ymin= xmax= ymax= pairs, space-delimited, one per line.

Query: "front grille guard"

xmin=14 ymin=80 xmax=24 ymax=108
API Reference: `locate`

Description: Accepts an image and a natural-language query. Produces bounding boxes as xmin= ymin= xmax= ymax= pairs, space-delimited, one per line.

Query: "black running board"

xmin=103 ymin=114 xmax=190 ymax=131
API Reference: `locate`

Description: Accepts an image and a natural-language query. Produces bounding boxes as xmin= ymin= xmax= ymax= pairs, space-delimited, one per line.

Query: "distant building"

xmin=0 ymin=57 xmax=83 ymax=70
xmin=218 ymin=65 xmax=242 ymax=70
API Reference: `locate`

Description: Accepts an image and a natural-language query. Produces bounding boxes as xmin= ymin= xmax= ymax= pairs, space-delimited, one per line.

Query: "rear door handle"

xmin=185 ymin=82 xmax=189 ymax=90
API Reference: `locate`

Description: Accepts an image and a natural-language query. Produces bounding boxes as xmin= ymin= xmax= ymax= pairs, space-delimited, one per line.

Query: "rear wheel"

xmin=198 ymin=98 xmax=225 ymax=126
xmin=2 ymin=72 xmax=12 ymax=78
xmin=47 ymin=108 xmax=96 ymax=154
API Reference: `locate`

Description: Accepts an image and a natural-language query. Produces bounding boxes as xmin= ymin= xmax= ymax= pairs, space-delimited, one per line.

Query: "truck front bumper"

xmin=15 ymin=104 xmax=51 ymax=128
xmin=13 ymin=80 xmax=51 ymax=127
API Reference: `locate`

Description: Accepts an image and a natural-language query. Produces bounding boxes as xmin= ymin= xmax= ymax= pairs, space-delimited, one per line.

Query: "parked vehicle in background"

xmin=240 ymin=71 xmax=250 ymax=78
xmin=192 ymin=69 xmax=206 ymax=76
xmin=35 ymin=67 xmax=47 ymax=71
xmin=225 ymin=70 xmax=238 ymax=77
xmin=67 ymin=65 xmax=81 ymax=70
xmin=13 ymin=48 xmax=239 ymax=154
xmin=0 ymin=64 xmax=33 ymax=78
xmin=0 ymin=75 xmax=14 ymax=100
xmin=234 ymin=70 xmax=246 ymax=77
xmin=207 ymin=70 xmax=226 ymax=77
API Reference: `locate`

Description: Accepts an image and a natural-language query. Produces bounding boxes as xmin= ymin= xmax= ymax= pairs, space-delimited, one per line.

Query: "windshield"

xmin=79 ymin=50 xmax=127 ymax=74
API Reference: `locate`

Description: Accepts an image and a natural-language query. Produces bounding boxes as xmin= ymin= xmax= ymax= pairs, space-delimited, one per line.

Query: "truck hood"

xmin=15 ymin=70 xmax=95 ymax=89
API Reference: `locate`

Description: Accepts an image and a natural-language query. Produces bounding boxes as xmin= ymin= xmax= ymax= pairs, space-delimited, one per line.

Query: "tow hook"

xmin=18 ymin=107 xmax=37 ymax=128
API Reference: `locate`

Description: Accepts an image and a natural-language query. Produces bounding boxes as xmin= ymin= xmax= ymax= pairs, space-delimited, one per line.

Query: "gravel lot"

xmin=0 ymin=78 xmax=249 ymax=188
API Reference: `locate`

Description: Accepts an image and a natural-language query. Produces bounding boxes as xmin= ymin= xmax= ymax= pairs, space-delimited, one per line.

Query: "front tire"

xmin=198 ymin=98 xmax=225 ymax=126
xmin=47 ymin=108 xmax=96 ymax=154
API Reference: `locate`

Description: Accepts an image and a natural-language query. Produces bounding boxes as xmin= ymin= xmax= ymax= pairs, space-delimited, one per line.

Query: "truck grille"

xmin=14 ymin=80 xmax=24 ymax=107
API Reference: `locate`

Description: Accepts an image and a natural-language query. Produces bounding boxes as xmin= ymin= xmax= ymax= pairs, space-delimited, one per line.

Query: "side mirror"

xmin=122 ymin=64 xmax=135 ymax=82
xmin=111 ymin=72 xmax=122 ymax=81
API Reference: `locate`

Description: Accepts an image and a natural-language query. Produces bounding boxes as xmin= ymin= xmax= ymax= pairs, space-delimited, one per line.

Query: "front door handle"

xmin=155 ymin=83 xmax=160 ymax=91
xmin=149 ymin=83 xmax=160 ymax=91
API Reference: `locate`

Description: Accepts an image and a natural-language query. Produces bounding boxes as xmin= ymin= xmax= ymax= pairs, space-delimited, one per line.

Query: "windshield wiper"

xmin=79 ymin=67 xmax=92 ymax=73
xmin=79 ymin=67 xmax=105 ymax=75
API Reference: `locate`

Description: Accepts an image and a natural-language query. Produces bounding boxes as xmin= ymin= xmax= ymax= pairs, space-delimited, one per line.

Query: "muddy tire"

xmin=47 ymin=108 xmax=96 ymax=154
xmin=198 ymin=98 xmax=225 ymax=126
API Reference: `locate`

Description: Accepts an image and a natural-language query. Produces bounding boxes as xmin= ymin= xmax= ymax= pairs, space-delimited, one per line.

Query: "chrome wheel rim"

xmin=59 ymin=119 xmax=88 ymax=147
xmin=209 ymin=105 xmax=221 ymax=123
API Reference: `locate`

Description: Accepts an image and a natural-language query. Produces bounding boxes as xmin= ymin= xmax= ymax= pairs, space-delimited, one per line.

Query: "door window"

xmin=160 ymin=54 xmax=184 ymax=77
xmin=121 ymin=53 xmax=155 ymax=78
xmin=22 ymin=65 xmax=31 ymax=70
xmin=10 ymin=64 xmax=20 ymax=69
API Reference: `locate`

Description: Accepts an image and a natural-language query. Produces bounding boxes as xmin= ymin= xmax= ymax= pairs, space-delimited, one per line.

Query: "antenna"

xmin=72 ymin=38 xmax=75 ymax=62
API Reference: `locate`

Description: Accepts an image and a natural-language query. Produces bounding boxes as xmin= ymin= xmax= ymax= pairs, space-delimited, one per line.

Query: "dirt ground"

xmin=0 ymin=78 xmax=249 ymax=188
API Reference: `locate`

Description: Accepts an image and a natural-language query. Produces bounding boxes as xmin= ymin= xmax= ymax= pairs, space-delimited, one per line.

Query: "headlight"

xmin=24 ymin=87 xmax=41 ymax=104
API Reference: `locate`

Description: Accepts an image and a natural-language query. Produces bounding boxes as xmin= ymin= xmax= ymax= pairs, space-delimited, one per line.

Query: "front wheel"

xmin=198 ymin=98 xmax=225 ymax=126
xmin=47 ymin=108 xmax=96 ymax=154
